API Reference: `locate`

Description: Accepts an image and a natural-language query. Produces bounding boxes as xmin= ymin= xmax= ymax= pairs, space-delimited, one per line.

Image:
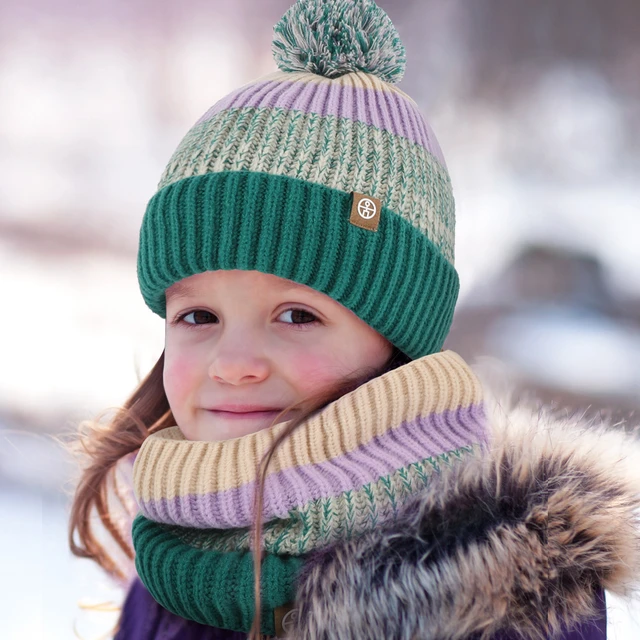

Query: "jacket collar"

xmin=291 ymin=387 xmax=640 ymax=638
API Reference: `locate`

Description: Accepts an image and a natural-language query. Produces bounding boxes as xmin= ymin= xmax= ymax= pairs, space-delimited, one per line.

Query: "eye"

xmin=278 ymin=308 xmax=320 ymax=326
xmin=176 ymin=310 xmax=218 ymax=326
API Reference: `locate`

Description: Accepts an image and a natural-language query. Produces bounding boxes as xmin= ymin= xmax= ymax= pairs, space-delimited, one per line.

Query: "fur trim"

xmin=292 ymin=391 xmax=640 ymax=639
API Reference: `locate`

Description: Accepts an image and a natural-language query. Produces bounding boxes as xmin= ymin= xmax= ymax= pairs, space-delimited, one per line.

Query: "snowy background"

xmin=1 ymin=0 xmax=639 ymax=638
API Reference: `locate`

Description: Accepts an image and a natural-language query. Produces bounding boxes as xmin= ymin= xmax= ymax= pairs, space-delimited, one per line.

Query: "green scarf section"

xmin=133 ymin=514 xmax=303 ymax=636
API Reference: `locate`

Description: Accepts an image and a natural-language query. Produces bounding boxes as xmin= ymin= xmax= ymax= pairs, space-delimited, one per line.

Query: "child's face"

xmin=163 ymin=270 xmax=393 ymax=441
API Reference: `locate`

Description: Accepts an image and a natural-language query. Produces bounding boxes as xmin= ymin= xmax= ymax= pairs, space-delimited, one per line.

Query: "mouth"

xmin=205 ymin=409 xmax=284 ymax=420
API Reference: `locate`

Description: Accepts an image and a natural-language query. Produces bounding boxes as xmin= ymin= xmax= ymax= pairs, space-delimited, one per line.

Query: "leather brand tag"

xmin=274 ymin=603 xmax=298 ymax=638
xmin=350 ymin=192 xmax=382 ymax=232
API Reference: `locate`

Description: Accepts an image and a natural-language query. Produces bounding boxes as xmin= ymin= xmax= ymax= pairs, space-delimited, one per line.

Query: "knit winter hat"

xmin=137 ymin=0 xmax=458 ymax=359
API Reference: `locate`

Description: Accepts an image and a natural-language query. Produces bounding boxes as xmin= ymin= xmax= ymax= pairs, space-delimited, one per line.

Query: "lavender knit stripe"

xmin=140 ymin=403 xmax=486 ymax=528
xmin=194 ymin=79 xmax=447 ymax=167
xmin=444 ymin=402 xmax=487 ymax=445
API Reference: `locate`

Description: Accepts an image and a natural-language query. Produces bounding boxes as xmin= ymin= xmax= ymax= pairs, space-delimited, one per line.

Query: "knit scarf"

xmin=131 ymin=350 xmax=487 ymax=635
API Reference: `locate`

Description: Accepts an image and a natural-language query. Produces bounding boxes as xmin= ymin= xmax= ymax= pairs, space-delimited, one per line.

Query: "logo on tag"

xmin=350 ymin=192 xmax=381 ymax=231
xmin=281 ymin=608 xmax=299 ymax=633
xmin=274 ymin=603 xmax=299 ymax=637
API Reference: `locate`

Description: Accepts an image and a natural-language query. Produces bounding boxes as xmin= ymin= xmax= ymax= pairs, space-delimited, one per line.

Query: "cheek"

xmin=285 ymin=349 xmax=352 ymax=396
xmin=163 ymin=352 xmax=199 ymax=406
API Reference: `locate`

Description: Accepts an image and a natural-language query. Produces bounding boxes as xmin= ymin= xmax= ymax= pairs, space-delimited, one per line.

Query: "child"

xmin=69 ymin=0 xmax=640 ymax=638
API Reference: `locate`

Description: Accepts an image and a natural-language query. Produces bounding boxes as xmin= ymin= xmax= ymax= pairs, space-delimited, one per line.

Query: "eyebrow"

xmin=165 ymin=281 xmax=197 ymax=301
xmin=165 ymin=276 xmax=316 ymax=302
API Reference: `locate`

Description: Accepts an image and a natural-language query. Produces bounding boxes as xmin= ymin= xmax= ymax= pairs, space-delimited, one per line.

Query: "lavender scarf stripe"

xmin=194 ymin=78 xmax=447 ymax=167
xmin=139 ymin=403 xmax=485 ymax=528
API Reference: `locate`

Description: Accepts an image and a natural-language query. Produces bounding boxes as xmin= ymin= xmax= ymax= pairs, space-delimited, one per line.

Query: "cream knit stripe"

xmin=138 ymin=400 xmax=486 ymax=528
xmin=157 ymin=107 xmax=455 ymax=264
xmin=134 ymin=351 xmax=482 ymax=502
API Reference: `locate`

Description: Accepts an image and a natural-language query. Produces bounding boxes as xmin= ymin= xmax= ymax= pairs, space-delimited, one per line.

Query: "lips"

xmin=206 ymin=404 xmax=283 ymax=413
xmin=204 ymin=405 xmax=285 ymax=420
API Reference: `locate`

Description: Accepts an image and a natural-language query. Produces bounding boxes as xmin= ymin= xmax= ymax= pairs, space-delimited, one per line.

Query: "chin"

xmin=181 ymin=416 xmax=286 ymax=442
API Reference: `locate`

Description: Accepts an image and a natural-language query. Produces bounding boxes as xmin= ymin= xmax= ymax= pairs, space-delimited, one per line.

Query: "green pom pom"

xmin=272 ymin=0 xmax=406 ymax=84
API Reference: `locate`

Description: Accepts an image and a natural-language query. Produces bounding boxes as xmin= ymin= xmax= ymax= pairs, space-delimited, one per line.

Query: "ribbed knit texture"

xmin=132 ymin=350 xmax=487 ymax=634
xmin=132 ymin=514 xmax=303 ymax=636
xmin=138 ymin=171 xmax=458 ymax=359
xmin=137 ymin=42 xmax=459 ymax=359
xmin=158 ymin=442 xmax=477 ymax=557
xmin=158 ymin=71 xmax=453 ymax=259
xmin=134 ymin=351 xmax=486 ymax=553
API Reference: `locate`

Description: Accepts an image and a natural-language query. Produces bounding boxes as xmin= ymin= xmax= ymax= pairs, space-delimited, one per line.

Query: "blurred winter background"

xmin=1 ymin=0 xmax=639 ymax=638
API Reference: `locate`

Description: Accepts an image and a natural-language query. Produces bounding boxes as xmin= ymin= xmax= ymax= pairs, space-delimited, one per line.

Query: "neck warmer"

xmin=132 ymin=350 xmax=487 ymax=635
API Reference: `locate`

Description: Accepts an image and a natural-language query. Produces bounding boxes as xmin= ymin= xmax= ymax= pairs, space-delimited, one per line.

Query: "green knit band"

xmin=137 ymin=170 xmax=459 ymax=359
xmin=132 ymin=513 xmax=303 ymax=635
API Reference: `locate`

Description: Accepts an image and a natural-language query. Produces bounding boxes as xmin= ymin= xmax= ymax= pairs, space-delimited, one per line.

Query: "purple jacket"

xmin=115 ymin=577 xmax=607 ymax=640
xmin=115 ymin=578 xmax=243 ymax=640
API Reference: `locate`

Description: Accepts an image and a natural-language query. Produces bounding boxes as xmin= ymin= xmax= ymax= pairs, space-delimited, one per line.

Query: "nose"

xmin=207 ymin=337 xmax=270 ymax=386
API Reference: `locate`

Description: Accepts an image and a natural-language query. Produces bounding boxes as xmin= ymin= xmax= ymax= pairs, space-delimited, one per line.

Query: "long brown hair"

xmin=67 ymin=344 xmax=410 ymax=630
xmin=67 ymin=352 xmax=173 ymax=583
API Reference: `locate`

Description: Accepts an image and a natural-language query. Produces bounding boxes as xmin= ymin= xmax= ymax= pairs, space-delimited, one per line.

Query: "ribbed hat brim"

xmin=138 ymin=170 xmax=459 ymax=359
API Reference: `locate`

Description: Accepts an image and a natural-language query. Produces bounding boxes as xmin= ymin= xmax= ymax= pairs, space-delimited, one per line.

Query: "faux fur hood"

xmin=289 ymin=389 xmax=640 ymax=640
